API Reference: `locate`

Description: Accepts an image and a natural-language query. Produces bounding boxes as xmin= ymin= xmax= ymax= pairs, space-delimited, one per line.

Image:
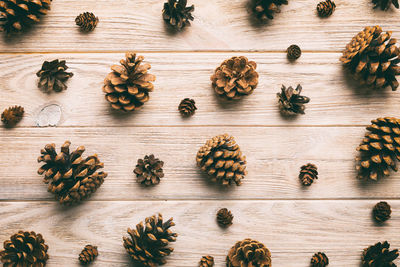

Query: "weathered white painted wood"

xmin=0 ymin=0 xmax=399 ymax=52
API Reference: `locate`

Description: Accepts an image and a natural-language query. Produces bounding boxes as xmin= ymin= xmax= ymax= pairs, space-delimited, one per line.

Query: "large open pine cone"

xmin=36 ymin=59 xmax=74 ymax=92
xmin=226 ymin=238 xmax=271 ymax=267
xmin=123 ymin=213 xmax=177 ymax=267
xmin=0 ymin=231 xmax=49 ymax=266
xmin=252 ymin=0 xmax=288 ymax=20
xmin=372 ymin=0 xmax=399 ymax=10
xmin=103 ymin=52 xmax=156 ymax=111
xmin=162 ymin=0 xmax=194 ymax=30
xmin=340 ymin=26 xmax=400 ymax=91
xmin=211 ymin=56 xmax=258 ymax=100
xmin=37 ymin=141 xmax=107 ymax=205
xmin=0 ymin=0 xmax=52 ymax=34
xmin=356 ymin=117 xmax=400 ymax=180
xmin=362 ymin=241 xmax=399 ymax=267
xmin=196 ymin=134 xmax=247 ymax=186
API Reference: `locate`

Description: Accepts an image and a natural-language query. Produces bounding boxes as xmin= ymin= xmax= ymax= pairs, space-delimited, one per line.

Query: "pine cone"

xmin=79 ymin=245 xmax=98 ymax=265
xmin=75 ymin=12 xmax=98 ymax=32
xmin=178 ymin=98 xmax=197 ymax=116
xmin=36 ymin=59 xmax=74 ymax=92
xmin=226 ymin=238 xmax=271 ymax=267
xmin=217 ymin=208 xmax=233 ymax=227
xmin=311 ymin=252 xmax=329 ymax=267
xmin=277 ymin=84 xmax=310 ymax=115
xmin=211 ymin=56 xmax=259 ymax=100
xmin=123 ymin=213 xmax=177 ymax=267
xmin=317 ymin=0 xmax=336 ymax=17
xmin=252 ymin=0 xmax=288 ymax=20
xmin=134 ymin=154 xmax=165 ymax=186
xmin=103 ymin=52 xmax=156 ymax=111
xmin=37 ymin=141 xmax=107 ymax=205
xmin=299 ymin=163 xmax=318 ymax=186
xmin=196 ymin=134 xmax=247 ymax=186
xmin=340 ymin=26 xmax=400 ymax=91
xmin=362 ymin=241 xmax=399 ymax=267
xmin=373 ymin=201 xmax=392 ymax=222
xmin=1 ymin=105 xmax=24 ymax=126
xmin=287 ymin=44 xmax=301 ymax=60
xmin=200 ymin=255 xmax=214 ymax=267
xmin=356 ymin=117 xmax=400 ymax=180
xmin=162 ymin=0 xmax=194 ymax=30
xmin=0 ymin=231 xmax=49 ymax=266
xmin=372 ymin=0 xmax=399 ymax=10
xmin=0 ymin=0 xmax=52 ymax=34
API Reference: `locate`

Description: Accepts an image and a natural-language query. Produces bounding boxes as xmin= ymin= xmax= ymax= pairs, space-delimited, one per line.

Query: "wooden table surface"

xmin=1 ymin=0 xmax=400 ymax=266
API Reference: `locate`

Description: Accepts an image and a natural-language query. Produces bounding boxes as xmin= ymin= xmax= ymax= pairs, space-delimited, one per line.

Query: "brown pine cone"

xmin=134 ymin=154 xmax=164 ymax=186
xmin=0 ymin=0 xmax=52 ymax=34
xmin=311 ymin=252 xmax=329 ymax=267
xmin=216 ymin=208 xmax=233 ymax=227
xmin=299 ymin=163 xmax=318 ymax=186
xmin=103 ymin=52 xmax=156 ymax=111
xmin=162 ymin=0 xmax=194 ymax=30
xmin=277 ymin=84 xmax=310 ymax=115
xmin=79 ymin=245 xmax=98 ymax=265
xmin=356 ymin=117 xmax=400 ymax=180
xmin=317 ymin=0 xmax=336 ymax=17
xmin=123 ymin=213 xmax=177 ymax=266
xmin=372 ymin=0 xmax=399 ymax=10
xmin=373 ymin=201 xmax=392 ymax=222
xmin=226 ymin=238 xmax=271 ymax=267
xmin=340 ymin=26 xmax=400 ymax=91
xmin=252 ymin=0 xmax=288 ymax=20
xmin=362 ymin=241 xmax=399 ymax=267
xmin=287 ymin=44 xmax=301 ymax=60
xmin=0 ymin=231 xmax=49 ymax=266
xmin=196 ymin=134 xmax=247 ymax=186
xmin=211 ymin=56 xmax=259 ymax=100
xmin=1 ymin=105 xmax=24 ymax=126
xmin=37 ymin=141 xmax=107 ymax=205
xmin=200 ymin=255 xmax=214 ymax=267
xmin=36 ymin=59 xmax=74 ymax=92
xmin=75 ymin=12 xmax=98 ymax=32
xmin=178 ymin=98 xmax=197 ymax=116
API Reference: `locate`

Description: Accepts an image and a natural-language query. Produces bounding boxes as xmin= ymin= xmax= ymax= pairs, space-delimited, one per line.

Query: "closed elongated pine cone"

xmin=373 ymin=201 xmax=392 ymax=222
xmin=277 ymin=84 xmax=310 ymax=115
xmin=0 ymin=0 xmax=52 ymax=34
xmin=200 ymin=255 xmax=214 ymax=267
xmin=196 ymin=134 xmax=247 ymax=186
xmin=123 ymin=213 xmax=177 ymax=267
xmin=0 ymin=231 xmax=49 ymax=266
xmin=299 ymin=163 xmax=318 ymax=186
xmin=178 ymin=98 xmax=197 ymax=116
xmin=36 ymin=59 xmax=74 ymax=92
xmin=162 ymin=0 xmax=194 ymax=30
xmin=252 ymin=0 xmax=288 ymax=20
xmin=103 ymin=52 xmax=156 ymax=111
xmin=340 ymin=26 xmax=400 ymax=91
xmin=287 ymin=44 xmax=301 ymax=60
xmin=362 ymin=241 xmax=399 ymax=267
xmin=372 ymin=0 xmax=399 ymax=10
xmin=79 ymin=245 xmax=98 ymax=265
xmin=356 ymin=117 xmax=400 ymax=180
xmin=226 ymin=238 xmax=271 ymax=267
xmin=217 ymin=208 xmax=233 ymax=227
xmin=134 ymin=154 xmax=164 ymax=186
xmin=311 ymin=252 xmax=329 ymax=267
xmin=1 ymin=105 xmax=24 ymax=126
xmin=37 ymin=141 xmax=107 ymax=205
xmin=317 ymin=0 xmax=336 ymax=17
xmin=75 ymin=12 xmax=98 ymax=32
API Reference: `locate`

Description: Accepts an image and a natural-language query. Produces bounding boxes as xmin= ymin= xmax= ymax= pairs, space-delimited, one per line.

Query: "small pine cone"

xmin=75 ymin=12 xmax=98 ymax=32
xmin=103 ymin=52 xmax=156 ymax=111
xmin=373 ymin=201 xmax=392 ymax=222
xmin=317 ymin=0 xmax=336 ymax=17
xmin=79 ymin=245 xmax=98 ymax=265
xmin=287 ymin=44 xmax=302 ymax=60
xmin=356 ymin=117 xmax=400 ymax=180
xmin=0 ymin=0 xmax=52 ymax=35
xmin=211 ymin=56 xmax=259 ymax=100
xmin=123 ymin=213 xmax=177 ymax=266
xmin=178 ymin=98 xmax=197 ymax=116
xmin=36 ymin=59 xmax=74 ymax=92
xmin=340 ymin=26 xmax=400 ymax=91
xmin=372 ymin=0 xmax=399 ymax=10
xmin=311 ymin=252 xmax=329 ymax=267
xmin=226 ymin=238 xmax=271 ymax=267
xmin=277 ymin=84 xmax=310 ymax=115
xmin=362 ymin=241 xmax=399 ymax=267
xmin=1 ymin=105 xmax=24 ymax=126
xmin=0 ymin=231 xmax=49 ymax=266
xmin=252 ymin=0 xmax=288 ymax=20
xmin=134 ymin=154 xmax=164 ymax=186
xmin=299 ymin=163 xmax=318 ymax=186
xmin=200 ymin=255 xmax=214 ymax=267
xmin=216 ymin=208 xmax=233 ymax=227
xmin=196 ymin=134 xmax=247 ymax=186
xmin=162 ymin=0 xmax=194 ymax=30
xmin=37 ymin=141 xmax=107 ymax=205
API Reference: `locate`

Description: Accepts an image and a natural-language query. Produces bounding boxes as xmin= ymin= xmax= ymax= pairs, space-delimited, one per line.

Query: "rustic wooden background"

xmin=1 ymin=0 xmax=400 ymax=266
